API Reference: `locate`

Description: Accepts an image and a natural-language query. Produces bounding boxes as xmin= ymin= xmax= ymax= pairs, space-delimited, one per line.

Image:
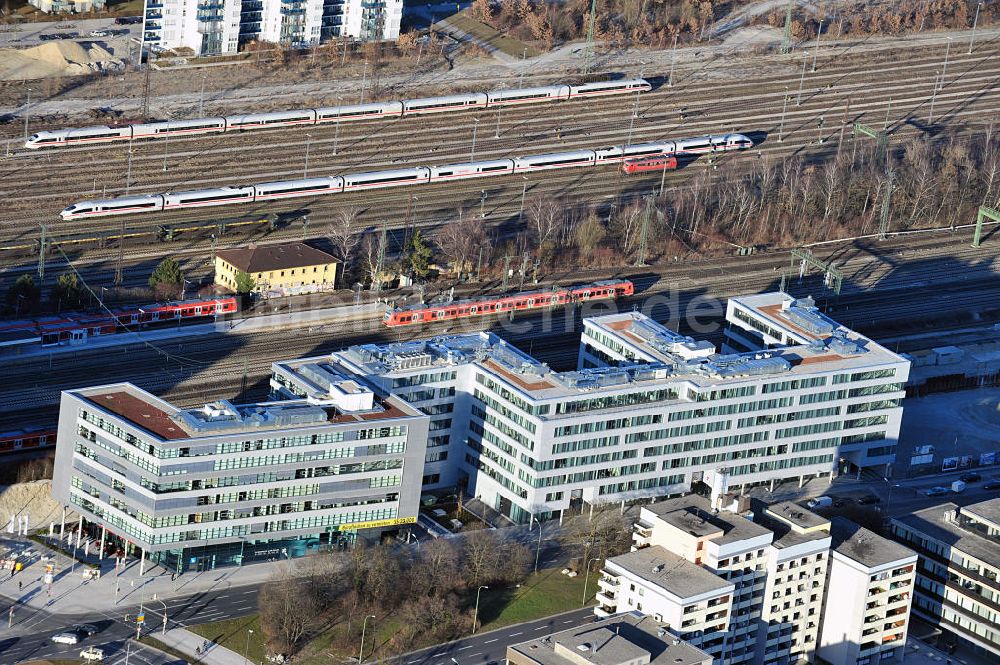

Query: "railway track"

xmin=0 ymin=34 xmax=995 ymax=285
xmin=2 ymin=228 xmax=998 ymax=431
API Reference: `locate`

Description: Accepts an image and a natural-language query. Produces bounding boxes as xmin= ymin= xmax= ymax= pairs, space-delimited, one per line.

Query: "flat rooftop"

xmin=646 ymin=495 xmax=773 ymax=546
xmin=830 ymin=517 xmax=916 ymax=569
xmin=608 ymin=545 xmax=733 ymax=600
xmin=892 ymin=500 xmax=1000 ymax=570
xmin=766 ymin=501 xmax=830 ymax=532
xmin=76 ymin=382 xmax=418 ymax=442
xmin=508 ymin=612 xmax=711 ymax=665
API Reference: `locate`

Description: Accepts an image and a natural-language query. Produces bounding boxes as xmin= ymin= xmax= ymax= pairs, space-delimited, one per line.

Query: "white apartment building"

xmin=755 ymin=502 xmax=831 ymax=665
xmin=890 ymin=498 xmax=1000 ymax=659
xmin=51 ymin=372 xmax=427 ymax=573
xmin=817 ymin=517 xmax=917 ymax=665
xmin=142 ymin=0 xmax=402 ymax=56
xmin=596 ymin=496 xmax=914 ymax=665
xmin=271 ymin=292 xmax=905 ymax=523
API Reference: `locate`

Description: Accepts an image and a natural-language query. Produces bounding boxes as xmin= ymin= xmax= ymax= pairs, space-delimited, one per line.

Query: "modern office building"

xmin=506 ymin=611 xmax=713 ymax=665
xmin=889 ymin=498 xmax=1000 ymax=659
xmin=595 ymin=495 xmax=914 ymax=665
xmin=142 ymin=0 xmax=403 ymax=56
xmin=51 ymin=370 xmax=427 ymax=572
xmin=817 ymin=517 xmax=917 ymax=665
xmin=273 ymin=292 xmax=907 ymax=524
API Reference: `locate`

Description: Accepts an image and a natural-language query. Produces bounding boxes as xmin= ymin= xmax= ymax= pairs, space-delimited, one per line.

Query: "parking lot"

xmin=0 ymin=17 xmax=139 ymax=49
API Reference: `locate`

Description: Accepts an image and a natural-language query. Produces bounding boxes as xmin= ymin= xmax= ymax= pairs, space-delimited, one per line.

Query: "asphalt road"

xmin=2 ymin=581 xmax=261 ymax=664
xmin=401 ymin=607 xmax=596 ymax=665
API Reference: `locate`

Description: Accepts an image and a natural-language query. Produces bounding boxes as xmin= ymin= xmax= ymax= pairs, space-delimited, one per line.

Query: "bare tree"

xmin=258 ymin=577 xmax=321 ymax=654
xmin=436 ymin=213 xmax=486 ymax=275
xmin=327 ymin=207 xmax=362 ymax=265
xmin=410 ymin=538 xmax=460 ymax=597
xmin=561 ymin=502 xmax=633 ymax=563
xmin=464 ymin=529 xmax=501 ymax=587
xmin=525 ymin=195 xmax=563 ymax=248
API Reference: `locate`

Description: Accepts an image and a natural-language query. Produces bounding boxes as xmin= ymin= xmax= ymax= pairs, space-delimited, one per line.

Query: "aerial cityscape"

xmin=0 ymin=1 xmax=997 ymax=665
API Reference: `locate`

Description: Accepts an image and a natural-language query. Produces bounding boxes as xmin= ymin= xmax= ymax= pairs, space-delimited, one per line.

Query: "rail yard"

xmin=0 ymin=32 xmax=997 ymax=288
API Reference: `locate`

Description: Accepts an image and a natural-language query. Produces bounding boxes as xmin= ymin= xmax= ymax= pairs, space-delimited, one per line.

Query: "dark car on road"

xmin=856 ymin=494 xmax=881 ymax=505
xmin=959 ymin=472 xmax=982 ymax=483
xmin=983 ymin=480 xmax=1000 ymax=491
xmin=925 ymin=486 xmax=951 ymax=498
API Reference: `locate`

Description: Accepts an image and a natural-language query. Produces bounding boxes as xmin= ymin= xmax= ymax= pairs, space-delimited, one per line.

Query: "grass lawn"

xmin=446 ymin=11 xmax=542 ymax=59
xmin=191 ymin=568 xmax=593 ymax=664
xmin=187 ymin=614 xmax=266 ymax=665
xmin=140 ymin=635 xmax=200 ymax=664
xmin=477 ymin=568 xmax=591 ymax=631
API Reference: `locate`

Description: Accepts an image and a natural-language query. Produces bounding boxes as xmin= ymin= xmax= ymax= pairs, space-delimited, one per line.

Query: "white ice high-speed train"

xmin=59 ymin=133 xmax=753 ymax=220
xmin=27 ymin=79 xmax=651 ymax=149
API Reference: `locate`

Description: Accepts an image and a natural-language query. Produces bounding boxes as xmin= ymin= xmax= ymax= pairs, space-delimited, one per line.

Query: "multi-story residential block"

xmin=142 ymin=0 xmax=402 ymax=56
xmin=271 ymin=292 xmax=906 ymax=523
xmin=597 ymin=495 xmax=913 ymax=665
xmin=597 ymin=546 xmax=735 ymax=653
xmin=506 ymin=611 xmax=713 ymax=665
xmin=817 ymin=517 xmax=917 ymax=665
xmin=889 ymin=498 xmax=1000 ymax=659
xmin=755 ymin=502 xmax=831 ymax=665
xmin=51 ymin=372 xmax=427 ymax=572
xmin=603 ymin=494 xmax=773 ymax=665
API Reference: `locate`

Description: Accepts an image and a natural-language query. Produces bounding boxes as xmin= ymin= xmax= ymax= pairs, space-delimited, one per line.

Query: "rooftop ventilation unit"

xmin=785 ymin=299 xmax=834 ymax=335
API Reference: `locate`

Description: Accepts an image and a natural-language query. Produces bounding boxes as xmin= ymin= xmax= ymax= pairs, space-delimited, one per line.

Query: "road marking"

xmin=509 ymin=632 xmax=523 ymax=636
xmin=458 ymin=646 xmax=473 ymax=650
xmin=483 ymin=638 xmax=498 ymax=644
xmin=534 ymin=625 xmax=548 ymax=630
xmin=562 ymin=620 xmax=574 ymax=624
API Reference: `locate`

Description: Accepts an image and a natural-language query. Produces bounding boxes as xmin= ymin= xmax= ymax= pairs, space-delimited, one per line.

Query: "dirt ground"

xmin=0 ymin=480 xmax=68 ymax=532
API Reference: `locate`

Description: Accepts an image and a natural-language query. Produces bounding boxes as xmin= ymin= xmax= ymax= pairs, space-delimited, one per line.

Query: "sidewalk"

xmin=0 ymin=532 xmax=303 ymax=616
xmin=157 ymin=626 xmax=249 ymax=665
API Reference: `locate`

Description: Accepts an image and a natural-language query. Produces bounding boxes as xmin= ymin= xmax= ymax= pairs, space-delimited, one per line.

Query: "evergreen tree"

xmin=50 ymin=273 xmax=87 ymax=310
xmin=148 ymin=258 xmax=183 ymax=299
xmin=6 ymin=275 xmax=41 ymax=315
xmin=403 ymin=229 xmax=433 ymax=279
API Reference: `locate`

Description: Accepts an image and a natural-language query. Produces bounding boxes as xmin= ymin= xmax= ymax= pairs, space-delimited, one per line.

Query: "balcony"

xmin=868 ymin=586 xmax=888 ymax=596
xmin=145 ymin=22 xmax=162 ymax=30
xmin=594 ymin=605 xmax=614 ymax=618
xmin=143 ymin=33 xmax=161 ymax=41
xmin=595 ymin=590 xmax=616 ymax=606
xmin=887 ymin=593 xmax=910 ymax=605
xmin=145 ymin=11 xmax=162 ymax=19
xmin=146 ymin=1 xmax=163 ymax=6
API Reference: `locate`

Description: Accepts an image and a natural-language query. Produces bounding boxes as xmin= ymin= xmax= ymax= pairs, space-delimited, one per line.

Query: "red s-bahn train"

xmin=0 ymin=296 xmax=238 ymax=349
xmin=383 ymin=280 xmax=634 ymax=327
xmin=0 ymin=428 xmax=56 ymax=454
xmin=622 ymin=154 xmax=678 ymax=174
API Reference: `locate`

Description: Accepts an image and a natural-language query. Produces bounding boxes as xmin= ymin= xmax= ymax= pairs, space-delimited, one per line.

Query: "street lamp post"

xmin=518 ymin=177 xmax=528 ymax=225
xmin=125 ymin=148 xmax=134 ymax=195
xmin=941 ymin=37 xmax=953 ymax=86
xmin=519 ymin=47 xmax=527 ymax=88
xmin=778 ymin=86 xmax=789 ymax=142
xmin=23 ymin=87 xmax=32 ymax=141
xmin=811 ymin=19 xmax=824 ymax=72
xmin=796 ymin=55 xmax=807 ymax=106
xmin=360 ymin=61 xmax=368 ymax=103
xmin=152 ymin=594 xmax=167 ymax=635
xmin=243 ymin=628 xmax=253 ymax=665
xmin=162 ymin=124 xmax=170 ymax=172
xmin=495 ymin=106 xmax=501 ymax=138
xmin=199 ymin=75 xmax=206 ymax=117
xmin=969 ymin=2 xmax=983 ymax=54
xmin=668 ymin=33 xmax=678 ymax=87
xmin=928 ymin=70 xmax=941 ymax=123
xmin=359 ymin=614 xmax=375 ymax=663
xmin=304 ymin=134 xmax=312 ymax=178
xmin=581 ymin=557 xmax=601 ymax=607
xmin=472 ymin=585 xmax=488 ymax=633
xmin=531 ymin=517 xmax=542 ymax=573
xmin=333 ymin=96 xmax=344 ymax=155
xmin=470 ymin=118 xmax=479 ymax=161
xmin=480 ymin=189 xmax=487 ymax=218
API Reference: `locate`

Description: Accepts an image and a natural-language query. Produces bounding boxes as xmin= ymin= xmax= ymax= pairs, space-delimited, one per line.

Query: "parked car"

xmin=983 ymin=480 xmax=1000 ymax=491
xmin=959 ymin=472 xmax=982 ymax=483
xmin=856 ymin=494 xmax=881 ymax=505
xmin=90 ymin=29 xmax=110 ymax=37
xmin=925 ymin=486 xmax=951 ymax=498
xmin=81 ymin=647 xmax=104 ymax=662
xmin=807 ymin=496 xmax=833 ymax=510
xmin=39 ymin=34 xmax=56 ymax=41
xmin=74 ymin=623 xmax=98 ymax=636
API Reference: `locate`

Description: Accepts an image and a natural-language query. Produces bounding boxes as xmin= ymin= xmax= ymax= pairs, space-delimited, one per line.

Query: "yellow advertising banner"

xmin=340 ymin=516 xmax=417 ymax=531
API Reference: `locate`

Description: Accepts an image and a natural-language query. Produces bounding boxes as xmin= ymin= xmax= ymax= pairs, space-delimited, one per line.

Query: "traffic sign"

xmin=137 ymin=614 xmax=145 ymax=624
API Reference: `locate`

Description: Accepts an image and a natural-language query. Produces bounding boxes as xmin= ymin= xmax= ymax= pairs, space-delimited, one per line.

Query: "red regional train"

xmin=383 ymin=280 xmax=634 ymax=327
xmin=0 ymin=428 xmax=56 ymax=454
xmin=0 ymin=296 xmax=238 ymax=349
xmin=622 ymin=154 xmax=679 ymax=174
